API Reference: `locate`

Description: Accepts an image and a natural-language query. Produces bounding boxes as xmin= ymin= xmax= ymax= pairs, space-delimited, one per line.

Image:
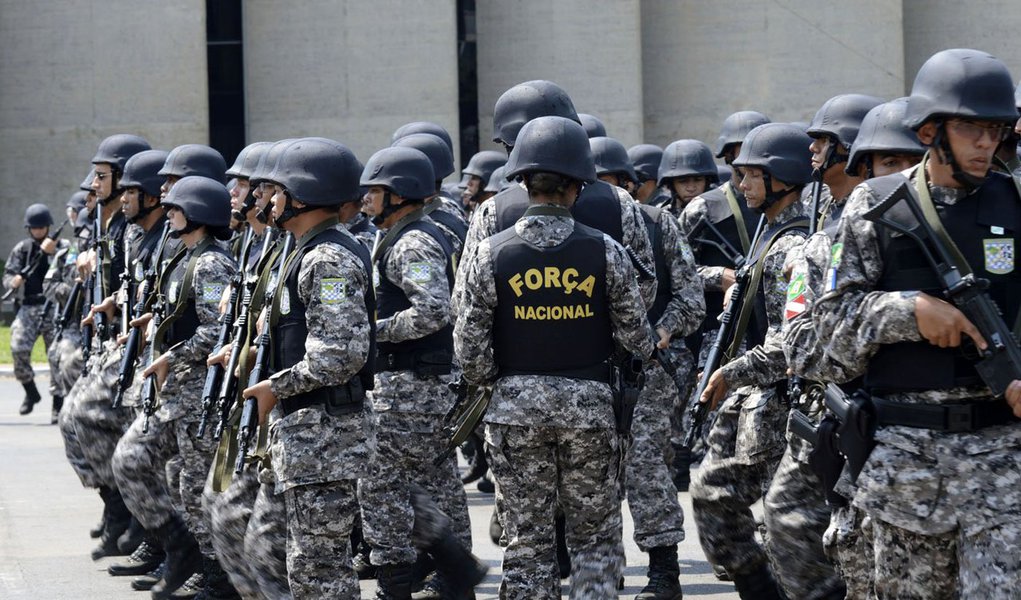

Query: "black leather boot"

xmin=150 ymin=514 xmax=202 ymax=599
xmin=556 ymin=511 xmax=571 ymax=579
xmin=91 ymin=487 xmax=132 ymax=560
xmin=194 ymin=556 xmax=240 ymax=600
xmin=419 ymin=532 xmax=488 ymax=600
xmin=118 ymin=516 xmax=146 ymax=554
xmin=636 ymin=545 xmax=683 ymax=599
xmin=51 ymin=395 xmax=63 ymax=424
xmin=19 ymin=380 xmax=41 ymax=415
xmin=671 ymin=443 xmax=693 ymax=492
xmin=108 ymin=537 xmax=165 ymax=576
xmin=731 ymin=563 xmax=787 ymax=600
xmin=132 ymin=560 xmax=165 ymax=591
xmin=376 ymin=563 xmax=414 ymax=600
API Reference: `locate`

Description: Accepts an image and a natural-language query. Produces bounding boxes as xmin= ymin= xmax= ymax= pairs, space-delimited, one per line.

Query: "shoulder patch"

xmin=829 ymin=243 xmax=843 ymax=269
xmin=320 ymin=277 xmax=348 ymax=304
xmin=984 ymin=238 xmax=1014 ymax=275
xmin=406 ymin=261 xmax=433 ymax=284
xmin=201 ymin=282 xmax=226 ymax=303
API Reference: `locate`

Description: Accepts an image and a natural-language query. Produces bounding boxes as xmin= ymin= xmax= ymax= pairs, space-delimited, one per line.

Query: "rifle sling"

xmin=151 ymin=236 xmax=215 ymax=355
xmin=722 ymin=182 xmax=751 ymax=254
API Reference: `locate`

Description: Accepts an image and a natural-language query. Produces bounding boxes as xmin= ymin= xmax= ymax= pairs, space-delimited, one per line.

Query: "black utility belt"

xmin=375 ymin=350 xmax=452 ymax=376
xmin=280 ymin=381 xmax=366 ymax=417
xmin=872 ymin=396 xmax=1020 ymax=433
xmin=499 ymin=362 xmax=612 ymax=384
xmin=20 ymin=295 xmax=46 ymax=306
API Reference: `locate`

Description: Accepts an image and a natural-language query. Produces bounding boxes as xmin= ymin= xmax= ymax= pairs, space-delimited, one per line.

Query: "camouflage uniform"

xmin=626 ymin=206 xmax=705 ymax=551
xmin=343 ymin=211 xmax=378 ymax=251
xmin=813 ymin=165 xmax=1021 ymax=598
xmin=689 ymin=200 xmax=807 ymax=579
xmin=454 ymin=210 xmax=655 ymax=599
xmin=358 ymin=222 xmax=472 ymax=568
xmin=244 ymin=463 xmax=292 ymax=599
xmin=426 ymin=194 xmax=469 ymax=258
xmin=46 ymin=240 xmax=83 ymax=400
xmin=113 ymin=241 xmax=235 ymax=560
xmin=256 ymin=226 xmax=376 ymax=598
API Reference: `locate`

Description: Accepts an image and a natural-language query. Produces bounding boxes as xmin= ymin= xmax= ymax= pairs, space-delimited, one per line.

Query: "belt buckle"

xmin=944 ymin=404 xmax=974 ymax=433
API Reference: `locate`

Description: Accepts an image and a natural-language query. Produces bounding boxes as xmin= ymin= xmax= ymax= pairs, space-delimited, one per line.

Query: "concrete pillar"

xmin=0 ymin=0 xmax=208 ymax=247
xmin=640 ymin=0 xmax=905 ymax=149
xmin=903 ymin=1 xmax=1021 ymax=87
xmin=475 ymin=0 xmax=644 ymax=149
xmin=243 ymin=0 xmax=461 ymax=173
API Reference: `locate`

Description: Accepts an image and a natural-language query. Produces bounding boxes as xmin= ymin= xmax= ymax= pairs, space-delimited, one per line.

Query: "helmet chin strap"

xmin=372 ymin=190 xmax=401 ymax=226
xmin=273 ymin=191 xmax=315 ymax=228
xmin=169 ymin=220 xmax=199 ymax=239
xmin=130 ymin=194 xmax=160 ymax=224
xmin=756 ymin=172 xmax=797 ymax=215
xmin=232 ymin=191 xmax=257 ymax=222
xmin=932 ymin=122 xmax=987 ymax=190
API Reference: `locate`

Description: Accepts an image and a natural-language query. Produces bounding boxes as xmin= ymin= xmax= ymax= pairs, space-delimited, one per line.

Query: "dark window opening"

xmin=457 ymin=0 xmax=479 ymax=168
xmin=207 ymin=0 xmax=245 ymax=167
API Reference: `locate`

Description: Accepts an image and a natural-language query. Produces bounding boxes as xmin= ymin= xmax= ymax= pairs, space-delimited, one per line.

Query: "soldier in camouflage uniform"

xmin=813 ymin=49 xmax=1021 ymax=598
xmin=690 ymin=123 xmax=815 ymax=600
xmin=237 ymin=138 xmax=376 ymax=599
xmin=455 ymin=116 xmax=655 ymax=599
xmin=458 ymin=150 xmax=505 ymax=214
xmin=112 ymin=173 xmax=236 ymax=599
xmin=4 ymin=203 xmax=71 ymax=418
xmin=627 ymin=144 xmax=670 ymax=206
xmin=358 ymin=146 xmax=484 ymax=600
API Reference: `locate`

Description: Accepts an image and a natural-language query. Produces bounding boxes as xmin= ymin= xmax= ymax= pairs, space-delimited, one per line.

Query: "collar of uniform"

xmin=770 ymin=196 xmax=807 ymax=225
xmin=523 ymin=204 xmax=572 ymax=219
xmin=910 ymin=161 xmax=969 ymax=206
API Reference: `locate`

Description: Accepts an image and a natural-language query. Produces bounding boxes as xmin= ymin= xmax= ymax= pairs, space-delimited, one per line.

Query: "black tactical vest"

xmin=639 ymin=204 xmax=671 ymax=326
xmin=162 ymin=244 xmax=231 ymax=347
xmin=131 ymin=221 xmax=168 ymax=284
xmin=490 ymin=221 xmax=613 ymax=381
xmin=427 ymin=206 xmax=468 ymax=249
xmin=20 ymin=241 xmax=48 ymax=300
xmin=272 ymin=228 xmax=376 ymax=398
xmin=866 ymin=172 xmax=1021 ymax=391
xmin=494 ymin=181 xmax=625 ymax=245
xmin=375 ymin=219 xmax=455 ymax=373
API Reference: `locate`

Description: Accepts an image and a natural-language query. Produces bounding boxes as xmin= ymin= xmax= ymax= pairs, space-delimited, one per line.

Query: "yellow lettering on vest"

xmin=562 ymin=268 xmax=579 ymax=294
xmin=537 ymin=306 xmax=548 ymax=320
xmin=509 ymin=273 xmax=525 ymax=297
xmin=551 ymin=306 xmax=562 ymax=319
xmin=514 ymin=305 xmax=525 ymax=319
xmin=575 ymin=275 xmax=596 ymax=298
xmin=584 ymin=304 xmax=594 ymax=317
xmin=525 ymin=269 xmax=542 ymax=290
xmin=544 ymin=267 xmax=562 ymax=289
xmin=525 ymin=306 xmax=536 ymax=319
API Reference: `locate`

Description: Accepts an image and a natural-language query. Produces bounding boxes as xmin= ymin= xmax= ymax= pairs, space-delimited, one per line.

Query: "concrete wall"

xmin=903 ymin=0 xmax=1021 ymax=88
xmin=641 ymin=0 xmax=905 ymax=150
xmin=475 ymin=0 xmax=644 ymax=149
xmin=243 ymin=0 xmax=461 ymax=175
xmin=0 ymin=0 xmax=208 ymax=249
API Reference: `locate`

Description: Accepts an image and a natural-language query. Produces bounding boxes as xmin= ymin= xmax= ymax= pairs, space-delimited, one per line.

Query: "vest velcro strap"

xmin=375 ymin=350 xmax=453 ymax=375
xmin=873 ymin=396 xmax=1020 ymax=432
xmin=499 ymin=362 xmax=612 ymax=384
xmin=280 ymin=383 xmax=366 ymax=417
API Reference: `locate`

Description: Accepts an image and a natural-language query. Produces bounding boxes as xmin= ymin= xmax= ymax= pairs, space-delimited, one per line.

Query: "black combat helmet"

xmin=265 ymin=137 xmax=362 ymax=206
xmin=715 ymin=111 xmax=771 ymax=158
xmin=91 ymin=134 xmax=151 ymax=173
xmin=360 ymin=147 xmax=436 ymax=200
xmin=226 ymin=141 xmax=273 ymax=180
xmin=392 ymin=133 xmax=455 ymax=180
xmin=161 ymin=176 xmax=232 ymax=238
xmin=579 ymin=113 xmax=607 ymax=138
xmin=904 ymin=48 xmax=1019 ymax=130
xmin=658 ymin=140 xmax=720 ymax=187
xmin=120 ymin=150 xmax=171 ymax=198
xmin=460 ymin=151 xmax=506 ymax=189
xmin=628 ymin=144 xmax=664 ymax=183
xmin=845 ymin=98 xmax=925 ymax=176
xmin=492 ymin=80 xmax=580 ymax=148
xmin=67 ymin=190 xmax=89 ymax=213
xmin=504 ymin=116 xmax=596 ymax=183
xmin=589 ymin=137 xmax=637 ymax=183
xmin=807 ymin=94 xmax=885 ymax=151
xmin=484 ymin=165 xmax=511 ymax=193
xmin=80 ymin=169 xmax=96 ymax=192
xmin=391 ymin=121 xmax=454 ymax=155
xmin=733 ymin=123 xmax=814 ymax=186
xmin=158 ymin=144 xmax=228 ymax=183
xmin=24 ymin=204 xmax=53 ymax=228
xmin=249 ymin=139 xmax=297 ymax=186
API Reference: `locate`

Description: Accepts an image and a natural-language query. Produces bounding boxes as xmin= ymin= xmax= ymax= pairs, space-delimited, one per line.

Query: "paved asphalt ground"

xmin=0 ymin=375 xmax=741 ymax=599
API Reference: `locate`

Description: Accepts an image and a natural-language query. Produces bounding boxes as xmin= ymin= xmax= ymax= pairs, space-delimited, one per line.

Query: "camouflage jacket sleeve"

xmin=3 ymin=240 xmax=29 ymax=289
xmin=376 ymin=230 xmax=452 ymax=344
xmin=655 ymin=210 xmax=706 ymax=337
xmin=452 ymin=240 xmax=498 ymax=385
xmin=605 ymin=236 xmax=657 ymax=360
xmin=270 ymin=240 xmax=372 ymax=399
xmin=461 ymin=199 xmax=498 ymax=265
xmin=164 ymin=250 xmax=236 ymax=366
xmin=720 ymin=232 xmax=805 ymax=388
xmin=811 ymin=183 xmax=922 ymax=373
xmin=677 ymin=196 xmax=708 ymax=237
xmin=616 ymin=188 xmax=657 ymax=309
xmin=45 ymin=240 xmax=73 ymax=303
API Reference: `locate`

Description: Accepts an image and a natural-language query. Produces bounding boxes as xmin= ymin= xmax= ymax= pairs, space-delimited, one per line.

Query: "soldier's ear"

xmin=916 ymin=122 xmax=937 ymax=147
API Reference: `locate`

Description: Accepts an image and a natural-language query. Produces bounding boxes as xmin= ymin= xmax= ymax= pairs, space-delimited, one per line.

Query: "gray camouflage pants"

xmin=244 ymin=470 xmax=291 ymax=599
xmin=204 ymin=463 xmax=264 ymax=599
xmin=824 ymin=505 xmax=874 ymax=600
xmin=59 ymin=367 xmax=101 ymax=488
xmin=283 ymin=480 xmax=360 ymax=599
xmin=71 ymin=345 xmax=135 ymax=488
xmin=48 ymin=332 xmax=82 ymax=399
xmin=487 ymin=423 xmax=623 ymax=600
xmin=11 ymin=304 xmax=56 ymax=390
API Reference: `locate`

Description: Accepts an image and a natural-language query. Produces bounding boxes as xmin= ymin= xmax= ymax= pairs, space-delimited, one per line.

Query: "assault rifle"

xmin=212 ymin=229 xmax=278 ymax=441
xmin=198 ymin=228 xmax=252 ymax=437
xmin=112 ymin=224 xmax=171 ymax=409
xmin=234 ymin=233 xmax=292 ymax=474
xmin=2 ymin=218 xmax=69 ymax=301
xmin=687 ymin=216 xmax=746 ymax=269
xmin=140 ymin=297 xmax=166 ymax=434
xmin=81 ymin=216 xmax=107 ymax=368
xmin=55 ymin=281 xmax=83 ymax=341
xmin=864 ymin=180 xmax=1021 ymax=396
xmin=809 ymin=166 xmax=825 ymax=235
xmin=434 ymin=379 xmax=493 ymax=468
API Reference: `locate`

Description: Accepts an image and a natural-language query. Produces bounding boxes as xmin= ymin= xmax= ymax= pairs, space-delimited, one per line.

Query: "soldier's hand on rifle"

xmin=655 ymin=327 xmax=671 ymax=350
xmin=83 ymin=296 xmax=117 ymax=326
xmin=699 ymin=368 xmax=729 ymax=411
xmin=218 ymin=286 xmax=232 ymax=315
xmin=207 ymin=345 xmax=230 ymax=368
xmin=9 ymin=275 xmax=24 ymax=290
xmin=914 ymin=292 xmax=988 ymax=350
xmin=130 ymin=311 xmax=153 ymax=330
xmin=40 ymin=238 xmax=57 ymax=255
xmin=1006 ymin=380 xmax=1021 ymax=418
xmin=721 ymin=268 xmax=736 ymax=292
xmin=116 ymin=332 xmax=130 ymax=346
xmin=142 ymin=352 xmax=171 ymax=389
xmin=243 ymin=380 xmax=277 ymax=425
xmin=77 ymin=249 xmax=96 ymax=279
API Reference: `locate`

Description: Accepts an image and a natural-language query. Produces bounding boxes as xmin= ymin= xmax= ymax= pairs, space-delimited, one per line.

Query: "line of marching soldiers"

xmin=22 ymin=45 xmax=1021 ymax=600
